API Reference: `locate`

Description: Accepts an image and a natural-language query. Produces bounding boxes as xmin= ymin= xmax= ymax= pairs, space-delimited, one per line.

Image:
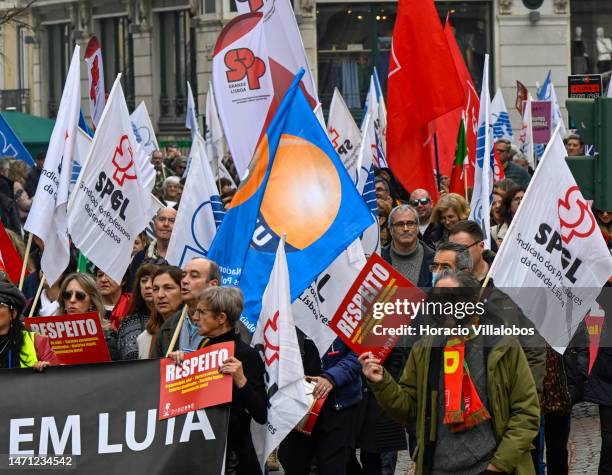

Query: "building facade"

xmin=0 ymin=0 xmax=608 ymax=141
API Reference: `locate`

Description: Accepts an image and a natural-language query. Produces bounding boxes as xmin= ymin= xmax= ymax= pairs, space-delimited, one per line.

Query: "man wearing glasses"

xmin=448 ymin=220 xmax=490 ymax=283
xmin=408 ymin=189 xmax=436 ymax=247
xmin=495 ymin=139 xmax=531 ymax=187
xmin=381 ymin=205 xmax=434 ymax=288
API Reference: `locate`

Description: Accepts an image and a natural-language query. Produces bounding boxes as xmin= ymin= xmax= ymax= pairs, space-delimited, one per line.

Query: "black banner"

xmin=0 ymin=360 xmax=229 ymax=474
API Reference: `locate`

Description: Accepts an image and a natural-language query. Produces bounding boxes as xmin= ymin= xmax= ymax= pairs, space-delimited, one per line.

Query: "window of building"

xmin=157 ymin=9 xmax=197 ymax=128
xmin=15 ymin=25 xmax=29 ymax=112
xmin=45 ymin=23 xmax=71 ymax=118
xmin=570 ymin=0 xmax=612 ymax=80
xmin=317 ymin=1 xmax=492 ymax=115
xmin=96 ymin=16 xmax=135 ymax=110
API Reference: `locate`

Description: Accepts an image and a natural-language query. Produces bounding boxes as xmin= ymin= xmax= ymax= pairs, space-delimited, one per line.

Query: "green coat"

xmin=369 ymin=335 xmax=540 ymax=475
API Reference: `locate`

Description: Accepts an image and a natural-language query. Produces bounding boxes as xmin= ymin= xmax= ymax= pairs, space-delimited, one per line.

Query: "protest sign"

xmin=0 ymin=360 xmax=228 ymax=474
xmin=531 ymin=100 xmax=552 ymax=144
xmin=24 ymin=312 xmax=110 ymax=365
xmin=159 ymin=341 xmax=234 ymax=421
xmin=329 ymin=253 xmax=426 ymax=363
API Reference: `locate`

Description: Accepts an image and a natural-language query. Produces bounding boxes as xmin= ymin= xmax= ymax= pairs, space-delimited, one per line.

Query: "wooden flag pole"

xmin=165 ymin=304 xmax=189 ymax=357
xmin=18 ymin=233 xmax=33 ymax=291
xmin=28 ymin=274 xmax=46 ymax=318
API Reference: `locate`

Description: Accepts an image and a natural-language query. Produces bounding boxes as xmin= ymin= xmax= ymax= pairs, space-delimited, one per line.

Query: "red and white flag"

xmin=84 ymin=36 xmax=106 ymax=127
xmin=212 ymin=12 xmax=274 ymax=178
xmin=68 ymin=75 xmax=157 ymax=284
xmin=0 ymin=221 xmax=26 ymax=284
xmin=251 ymin=238 xmax=310 ymax=470
xmin=24 ymin=46 xmax=81 ymax=286
xmin=488 ymin=125 xmax=612 ymax=351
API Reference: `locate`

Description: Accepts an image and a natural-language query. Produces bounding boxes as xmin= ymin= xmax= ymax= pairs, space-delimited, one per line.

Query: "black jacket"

xmin=381 ymin=241 xmax=435 ymax=288
xmin=154 ymin=310 xmax=182 ymax=358
xmin=563 ymin=320 xmax=590 ymax=405
xmin=202 ymin=330 xmax=267 ymax=475
xmin=584 ymin=285 xmax=612 ymax=407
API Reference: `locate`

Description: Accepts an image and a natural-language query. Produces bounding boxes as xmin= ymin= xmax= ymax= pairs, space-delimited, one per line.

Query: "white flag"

xmin=68 ymin=75 xmax=157 ymax=283
xmin=362 ymin=75 xmax=388 ymax=168
xmin=166 ymin=133 xmax=224 ymax=267
xmin=84 ymin=36 xmax=106 ymax=127
xmin=205 ymin=81 xmax=233 ymax=187
xmin=130 ymin=101 xmax=159 ymax=157
xmin=236 ymin=0 xmax=318 ymax=107
xmin=24 ymin=46 xmax=81 ymax=286
xmin=251 ymin=239 xmax=310 ymax=470
xmin=212 ymin=13 xmax=273 ymax=178
xmin=488 ymin=125 xmax=612 ymax=351
xmin=185 ymin=81 xmax=199 ymax=137
xmin=468 ymin=54 xmax=493 ymax=249
xmin=327 ymin=88 xmax=361 ymax=185
xmin=356 ymin=113 xmax=381 ymax=257
xmin=292 ymin=239 xmax=366 ymax=357
xmin=519 ymin=94 xmax=535 ymax=168
xmin=490 ymin=88 xmax=513 ymax=141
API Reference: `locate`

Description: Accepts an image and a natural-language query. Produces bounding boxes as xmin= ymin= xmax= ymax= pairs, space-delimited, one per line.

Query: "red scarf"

xmin=443 ymin=337 xmax=491 ymax=432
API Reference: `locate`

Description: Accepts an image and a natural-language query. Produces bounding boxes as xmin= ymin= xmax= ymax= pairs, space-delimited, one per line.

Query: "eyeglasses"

xmin=466 ymin=240 xmax=482 ymax=249
xmin=429 ymin=263 xmax=453 ymax=272
xmin=392 ymin=220 xmax=418 ymax=229
xmin=410 ymin=198 xmax=431 ymax=206
xmin=61 ymin=290 xmax=87 ymax=302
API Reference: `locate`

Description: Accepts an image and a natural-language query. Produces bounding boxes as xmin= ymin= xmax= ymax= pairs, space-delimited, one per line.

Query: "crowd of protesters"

xmin=0 ymin=129 xmax=611 ymax=475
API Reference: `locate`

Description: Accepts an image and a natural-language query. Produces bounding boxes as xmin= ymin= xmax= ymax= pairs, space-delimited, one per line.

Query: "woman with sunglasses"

xmin=144 ymin=266 xmax=184 ymax=359
xmin=116 ymin=263 xmax=158 ymax=360
xmin=57 ymin=273 xmax=120 ymax=361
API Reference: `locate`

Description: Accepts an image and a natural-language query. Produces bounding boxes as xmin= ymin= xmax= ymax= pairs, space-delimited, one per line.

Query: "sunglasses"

xmin=410 ymin=198 xmax=431 ymax=206
xmin=62 ymin=290 xmax=87 ymax=302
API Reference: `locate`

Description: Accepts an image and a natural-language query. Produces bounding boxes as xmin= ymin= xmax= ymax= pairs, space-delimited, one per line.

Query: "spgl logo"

xmin=224 ymin=48 xmax=266 ymax=90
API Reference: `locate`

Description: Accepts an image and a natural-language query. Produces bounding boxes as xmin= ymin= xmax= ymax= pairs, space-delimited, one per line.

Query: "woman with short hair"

xmin=430 ymin=193 xmax=471 ymax=245
xmin=169 ymin=286 xmax=267 ymax=474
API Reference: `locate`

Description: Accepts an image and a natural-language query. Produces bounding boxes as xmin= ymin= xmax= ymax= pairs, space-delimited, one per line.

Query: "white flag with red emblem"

xmin=488 ymin=125 xmax=612 ymax=352
xmin=212 ymin=12 xmax=273 ymax=178
xmin=251 ymin=239 xmax=309 ymax=470
xmin=24 ymin=45 xmax=81 ymax=286
xmin=68 ymin=75 xmax=157 ymax=283
xmin=84 ymin=36 xmax=106 ymax=127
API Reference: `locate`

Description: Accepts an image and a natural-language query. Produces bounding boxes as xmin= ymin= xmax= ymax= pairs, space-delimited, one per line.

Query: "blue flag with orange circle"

xmin=208 ymin=69 xmax=374 ymax=331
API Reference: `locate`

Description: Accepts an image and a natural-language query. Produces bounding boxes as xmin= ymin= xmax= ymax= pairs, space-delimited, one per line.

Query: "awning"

xmin=0 ymin=110 xmax=55 ymax=157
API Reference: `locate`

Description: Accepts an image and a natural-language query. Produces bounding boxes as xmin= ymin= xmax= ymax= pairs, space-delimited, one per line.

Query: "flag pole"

xmin=165 ymin=304 xmax=189 ymax=357
xmin=433 ymin=132 xmax=442 ymax=191
xmin=463 ymin=166 xmax=469 ymax=202
xmin=18 ymin=233 xmax=33 ymax=290
xmin=28 ymin=275 xmax=46 ymax=318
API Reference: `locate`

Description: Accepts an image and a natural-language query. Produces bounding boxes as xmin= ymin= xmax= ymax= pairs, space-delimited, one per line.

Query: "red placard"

xmin=24 ymin=312 xmax=111 ymax=365
xmin=329 ymin=253 xmax=426 ymax=363
xmin=159 ymin=341 xmax=234 ymax=420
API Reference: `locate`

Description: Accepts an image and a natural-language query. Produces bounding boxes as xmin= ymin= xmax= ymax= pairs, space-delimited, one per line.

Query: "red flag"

xmin=387 ymin=0 xmax=464 ymax=200
xmin=435 ymin=16 xmax=479 ymax=190
xmin=449 ymin=118 xmax=468 ymax=198
xmin=0 ymin=222 xmax=26 ymax=284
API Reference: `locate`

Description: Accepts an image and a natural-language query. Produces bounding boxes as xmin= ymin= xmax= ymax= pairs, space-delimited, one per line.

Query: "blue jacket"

xmin=321 ymin=339 xmax=362 ymax=410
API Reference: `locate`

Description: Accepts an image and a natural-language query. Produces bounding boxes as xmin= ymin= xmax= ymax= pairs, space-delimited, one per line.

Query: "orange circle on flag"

xmin=260 ymin=134 xmax=341 ymax=250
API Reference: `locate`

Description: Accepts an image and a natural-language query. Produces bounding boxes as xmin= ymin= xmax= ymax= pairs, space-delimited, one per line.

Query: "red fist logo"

xmin=112 ymin=135 xmax=137 ymax=186
xmin=224 ymin=48 xmax=266 ymax=90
